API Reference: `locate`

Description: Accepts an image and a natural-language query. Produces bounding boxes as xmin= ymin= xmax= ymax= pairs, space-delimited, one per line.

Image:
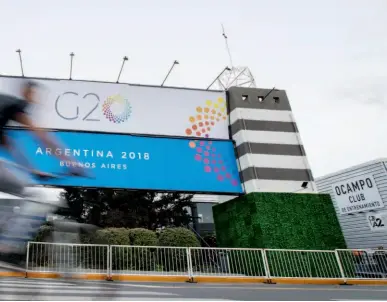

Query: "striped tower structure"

xmin=227 ymin=87 xmax=316 ymax=194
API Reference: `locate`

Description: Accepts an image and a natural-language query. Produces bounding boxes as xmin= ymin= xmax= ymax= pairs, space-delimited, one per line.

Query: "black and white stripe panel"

xmin=227 ymin=87 xmax=315 ymax=193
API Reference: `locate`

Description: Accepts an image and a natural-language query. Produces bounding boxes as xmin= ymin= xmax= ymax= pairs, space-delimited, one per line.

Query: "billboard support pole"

xmin=116 ymin=56 xmax=128 ymax=83
xmin=15 ymin=49 xmax=24 ymax=77
xmin=206 ymin=66 xmax=230 ymax=90
xmin=161 ymin=60 xmax=179 ymax=86
xmin=69 ymin=52 xmax=75 ymax=80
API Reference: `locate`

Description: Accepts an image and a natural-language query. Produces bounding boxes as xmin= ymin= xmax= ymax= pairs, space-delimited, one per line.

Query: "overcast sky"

xmin=1 ymin=0 xmax=386 ymax=185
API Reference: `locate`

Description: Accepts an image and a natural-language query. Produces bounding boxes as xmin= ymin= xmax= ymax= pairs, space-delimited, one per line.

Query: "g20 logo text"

xmin=55 ymin=92 xmax=132 ymax=123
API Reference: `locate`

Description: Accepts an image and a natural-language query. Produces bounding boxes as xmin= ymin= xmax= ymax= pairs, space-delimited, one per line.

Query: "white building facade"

xmin=316 ymin=158 xmax=387 ymax=249
xmin=228 ymin=87 xmax=316 ymax=193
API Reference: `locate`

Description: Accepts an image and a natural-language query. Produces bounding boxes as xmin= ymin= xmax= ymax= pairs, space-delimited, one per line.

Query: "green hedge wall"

xmin=213 ymin=192 xmax=346 ymax=250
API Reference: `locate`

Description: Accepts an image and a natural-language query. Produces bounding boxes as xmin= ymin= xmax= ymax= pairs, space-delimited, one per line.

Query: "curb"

xmin=1 ymin=272 xmax=387 ymax=286
xmin=270 ymin=278 xmax=344 ymax=285
xmin=110 ymin=275 xmax=189 ymax=282
xmin=0 ymin=272 xmax=25 ymax=278
xmin=25 ymin=272 xmax=108 ymax=280
xmin=193 ymin=277 xmax=267 ymax=283
xmin=346 ymin=280 xmax=387 ymax=286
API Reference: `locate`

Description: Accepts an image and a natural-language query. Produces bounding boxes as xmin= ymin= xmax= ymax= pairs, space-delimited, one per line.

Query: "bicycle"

xmin=0 ymin=158 xmax=98 ymax=277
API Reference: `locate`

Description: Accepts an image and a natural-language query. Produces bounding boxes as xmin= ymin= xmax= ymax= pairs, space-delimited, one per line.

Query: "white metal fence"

xmin=24 ymin=242 xmax=387 ymax=282
xmin=336 ymin=249 xmax=387 ymax=281
xmin=110 ymin=245 xmax=190 ymax=276
xmin=265 ymin=249 xmax=343 ymax=280
xmin=189 ymin=247 xmax=267 ymax=278
xmin=26 ymin=242 xmax=109 ymax=276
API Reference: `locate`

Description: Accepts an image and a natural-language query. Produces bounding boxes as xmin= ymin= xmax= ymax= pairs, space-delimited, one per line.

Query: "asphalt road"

xmin=0 ymin=278 xmax=387 ymax=300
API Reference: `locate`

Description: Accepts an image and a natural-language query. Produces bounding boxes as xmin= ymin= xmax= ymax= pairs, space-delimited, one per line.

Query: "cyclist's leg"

xmin=0 ymin=162 xmax=40 ymax=265
xmin=50 ymin=220 xmax=99 ymax=278
xmin=0 ymin=161 xmax=26 ymax=197
xmin=0 ymin=161 xmax=26 ymax=240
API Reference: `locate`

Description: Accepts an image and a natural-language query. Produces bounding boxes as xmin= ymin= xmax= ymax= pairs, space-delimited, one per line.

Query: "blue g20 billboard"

xmin=3 ymin=130 xmax=243 ymax=194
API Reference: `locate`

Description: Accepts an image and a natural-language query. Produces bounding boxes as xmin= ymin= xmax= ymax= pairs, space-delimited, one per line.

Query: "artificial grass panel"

xmin=213 ymin=192 xmax=346 ymax=250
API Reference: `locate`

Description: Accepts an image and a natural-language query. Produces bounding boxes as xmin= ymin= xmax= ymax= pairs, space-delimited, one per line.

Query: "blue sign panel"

xmin=2 ymin=130 xmax=243 ymax=194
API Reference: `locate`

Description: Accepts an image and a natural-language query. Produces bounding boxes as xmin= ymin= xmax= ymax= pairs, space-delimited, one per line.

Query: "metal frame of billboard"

xmin=0 ymin=74 xmax=224 ymax=93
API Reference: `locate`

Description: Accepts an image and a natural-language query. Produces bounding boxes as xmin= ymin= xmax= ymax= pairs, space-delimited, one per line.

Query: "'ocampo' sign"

xmin=332 ymin=174 xmax=385 ymax=215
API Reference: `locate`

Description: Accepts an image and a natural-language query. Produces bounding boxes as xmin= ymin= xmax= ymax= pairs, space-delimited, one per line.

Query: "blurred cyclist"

xmin=0 ymin=80 xmax=84 ymax=269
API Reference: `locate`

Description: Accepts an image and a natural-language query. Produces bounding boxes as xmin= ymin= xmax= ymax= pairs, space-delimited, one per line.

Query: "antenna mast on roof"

xmin=222 ymin=24 xmax=233 ymax=68
xmin=207 ymin=24 xmax=256 ymax=90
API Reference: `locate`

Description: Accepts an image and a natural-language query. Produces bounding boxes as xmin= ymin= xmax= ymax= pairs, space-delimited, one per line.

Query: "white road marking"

xmin=0 ymin=287 xmax=178 ymax=295
xmin=1 ymin=296 xmax=229 ymax=301
xmin=0 ymin=279 xmax=72 ymax=286
xmin=0 ymin=278 xmax=386 ymax=301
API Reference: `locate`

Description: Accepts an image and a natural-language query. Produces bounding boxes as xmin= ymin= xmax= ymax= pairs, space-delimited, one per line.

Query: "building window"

xmin=196 ymin=202 xmax=216 ymax=223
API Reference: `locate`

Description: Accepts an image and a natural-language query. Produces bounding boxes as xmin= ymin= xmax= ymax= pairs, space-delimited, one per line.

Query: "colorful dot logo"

xmin=188 ymin=139 xmax=239 ymax=187
xmin=185 ymin=97 xmax=227 ymax=138
xmin=102 ymin=95 xmax=132 ymax=124
xmin=184 ymin=96 xmax=238 ymax=186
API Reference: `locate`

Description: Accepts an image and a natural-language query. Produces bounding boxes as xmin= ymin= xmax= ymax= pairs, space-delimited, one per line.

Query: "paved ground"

xmin=0 ymin=278 xmax=387 ymax=300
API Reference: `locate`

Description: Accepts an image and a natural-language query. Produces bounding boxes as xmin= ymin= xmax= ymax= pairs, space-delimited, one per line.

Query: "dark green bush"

xmin=33 ymin=225 xmax=54 ymax=242
xmin=92 ymin=228 xmax=131 ymax=245
xmin=156 ymin=227 xmax=199 ymax=273
xmin=91 ymin=228 xmax=130 ymax=270
xmin=202 ymin=233 xmax=217 ymax=247
xmin=158 ymin=227 xmax=200 ymax=247
xmin=112 ymin=228 xmax=158 ymax=272
xmin=33 ymin=223 xmax=94 ymax=244
xmin=129 ymin=228 xmax=158 ymax=246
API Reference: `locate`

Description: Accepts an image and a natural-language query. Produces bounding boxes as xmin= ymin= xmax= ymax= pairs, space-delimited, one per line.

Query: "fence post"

xmin=186 ymin=247 xmax=194 ymax=282
xmin=262 ymin=249 xmax=272 ymax=283
xmin=334 ymin=250 xmax=347 ymax=284
xmin=25 ymin=242 xmax=30 ymax=278
xmin=107 ymin=245 xmax=112 ymax=281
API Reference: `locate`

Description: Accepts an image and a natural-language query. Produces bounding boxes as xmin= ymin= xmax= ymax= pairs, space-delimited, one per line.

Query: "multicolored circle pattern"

xmin=102 ymin=95 xmax=132 ymax=124
xmin=185 ymin=97 xmax=238 ymax=185
xmin=189 ymin=139 xmax=239 ymax=186
xmin=185 ymin=97 xmax=227 ymax=138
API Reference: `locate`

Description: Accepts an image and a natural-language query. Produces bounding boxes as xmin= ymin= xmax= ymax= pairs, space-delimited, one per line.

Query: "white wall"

xmin=191 ymin=194 xmax=235 ymax=204
xmin=316 ymin=158 xmax=387 ymax=249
